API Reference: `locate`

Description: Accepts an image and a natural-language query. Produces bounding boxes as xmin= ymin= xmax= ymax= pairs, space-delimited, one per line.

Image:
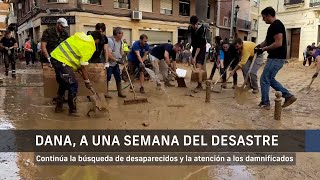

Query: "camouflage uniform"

xmin=40 ymin=27 xmax=69 ymax=63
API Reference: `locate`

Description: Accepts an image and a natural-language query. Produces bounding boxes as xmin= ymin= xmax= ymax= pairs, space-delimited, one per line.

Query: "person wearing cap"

xmin=41 ymin=17 xmax=69 ymax=66
xmin=50 ymin=31 xmax=102 ymax=116
xmin=0 ymin=30 xmax=18 ymax=78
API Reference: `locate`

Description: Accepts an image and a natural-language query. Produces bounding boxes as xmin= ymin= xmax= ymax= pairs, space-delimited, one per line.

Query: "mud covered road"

xmin=0 ymin=60 xmax=319 ymax=180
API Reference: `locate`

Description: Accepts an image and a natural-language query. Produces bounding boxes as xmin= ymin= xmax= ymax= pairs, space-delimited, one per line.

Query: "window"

xmin=48 ymin=0 xmax=68 ymax=2
xmin=114 ymin=0 xmax=130 ymax=9
xmin=223 ymin=17 xmax=228 ymax=27
xmin=284 ymin=0 xmax=304 ymax=5
xmin=82 ymin=0 xmax=101 ymax=4
xmin=207 ymin=4 xmax=210 ymax=19
xmin=253 ymin=19 xmax=258 ymax=30
xmin=160 ymin=0 xmax=173 ymax=15
xmin=139 ymin=0 xmax=153 ymax=12
xmin=244 ymin=36 xmax=247 ymax=41
xmin=179 ymin=0 xmax=190 ymax=16
xmin=310 ymin=0 xmax=320 ymax=7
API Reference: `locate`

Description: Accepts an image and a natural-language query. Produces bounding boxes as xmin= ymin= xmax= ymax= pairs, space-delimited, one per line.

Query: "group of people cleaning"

xmin=39 ymin=18 xmax=182 ymax=116
xmin=23 ymin=6 xmax=320 ymax=116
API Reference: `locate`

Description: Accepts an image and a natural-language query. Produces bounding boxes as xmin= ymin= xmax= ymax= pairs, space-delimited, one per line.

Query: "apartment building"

xmin=4 ymin=0 xmax=216 ymax=48
xmin=0 ymin=2 xmax=9 ymax=38
xmin=250 ymin=0 xmax=259 ymax=42
xmin=215 ymin=0 xmax=253 ymax=41
xmin=258 ymin=0 xmax=320 ymax=60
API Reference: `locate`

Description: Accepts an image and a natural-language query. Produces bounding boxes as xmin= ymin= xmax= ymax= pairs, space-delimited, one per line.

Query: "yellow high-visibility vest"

xmin=51 ymin=32 xmax=96 ymax=70
xmin=122 ymin=42 xmax=129 ymax=52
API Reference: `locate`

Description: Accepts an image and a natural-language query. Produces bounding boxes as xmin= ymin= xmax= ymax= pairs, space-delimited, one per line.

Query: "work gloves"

xmin=116 ymin=58 xmax=124 ymax=65
xmin=139 ymin=62 xmax=145 ymax=69
xmin=312 ymin=72 xmax=319 ymax=79
xmin=254 ymin=45 xmax=263 ymax=55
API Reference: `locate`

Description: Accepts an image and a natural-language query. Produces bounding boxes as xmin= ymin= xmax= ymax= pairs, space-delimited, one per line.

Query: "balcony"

xmin=236 ymin=18 xmax=251 ymax=31
xmin=284 ymin=0 xmax=304 ymax=5
xmin=310 ymin=0 xmax=320 ymax=7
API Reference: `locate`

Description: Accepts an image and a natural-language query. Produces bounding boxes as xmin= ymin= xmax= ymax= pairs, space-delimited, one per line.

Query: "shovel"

xmin=87 ymin=86 xmax=108 ymax=116
xmin=298 ymin=76 xmax=317 ymax=94
xmin=234 ymin=53 xmax=257 ymax=105
xmin=211 ymin=58 xmax=236 ymax=93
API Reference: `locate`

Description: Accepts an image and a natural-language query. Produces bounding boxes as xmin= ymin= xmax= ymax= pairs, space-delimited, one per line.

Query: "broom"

xmin=123 ymin=64 xmax=148 ymax=105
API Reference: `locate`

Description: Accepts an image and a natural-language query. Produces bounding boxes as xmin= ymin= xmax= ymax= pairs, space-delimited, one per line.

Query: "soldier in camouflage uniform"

xmin=41 ymin=18 xmax=69 ymax=66
xmin=41 ymin=18 xmax=69 ymax=104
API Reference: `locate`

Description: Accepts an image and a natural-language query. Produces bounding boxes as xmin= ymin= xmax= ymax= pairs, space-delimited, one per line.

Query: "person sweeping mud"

xmin=231 ymin=38 xmax=263 ymax=94
xmin=220 ymin=41 xmax=239 ymax=89
xmin=189 ymin=16 xmax=207 ymax=91
xmin=50 ymin=31 xmax=102 ymax=116
xmin=106 ymin=27 xmax=126 ymax=98
xmin=256 ymin=7 xmax=297 ymax=110
xmin=149 ymin=43 xmax=183 ymax=88
xmin=127 ymin=34 xmax=150 ymax=94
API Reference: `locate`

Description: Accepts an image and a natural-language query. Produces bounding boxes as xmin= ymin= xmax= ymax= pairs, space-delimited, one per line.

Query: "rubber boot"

xmin=116 ymin=81 xmax=126 ymax=98
xmin=55 ymin=96 xmax=64 ymax=113
xmin=12 ymin=70 xmax=16 ymax=79
xmin=68 ymin=95 xmax=80 ymax=117
xmin=232 ymin=80 xmax=238 ymax=89
xmin=105 ymin=82 xmax=112 ymax=99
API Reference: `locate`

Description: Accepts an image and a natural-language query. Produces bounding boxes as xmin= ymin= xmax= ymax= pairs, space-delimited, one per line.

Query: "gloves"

xmin=4 ymin=47 xmax=8 ymax=50
xmin=116 ymin=59 xmax=124 ymax=65
xmin=254 ymin=45 xmax=263 ymax=55
xmin=139 ymin=62 xmax=145 ymax=69
xmin=312 ymin=72 xmax=319 ymax=79
xmin=104 ymin=62 xmax=109 ymax=70
xmin=84 ymin=79 xmax=92 ymax=89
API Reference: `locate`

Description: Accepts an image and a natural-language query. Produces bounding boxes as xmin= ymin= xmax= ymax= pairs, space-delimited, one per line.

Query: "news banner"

xmin=1 ymin=130 xmax=320 ymax=165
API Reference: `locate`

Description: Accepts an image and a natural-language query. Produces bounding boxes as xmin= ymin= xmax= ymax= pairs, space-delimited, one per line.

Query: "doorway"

xmin=290 ymin=28 xmax=300 ymax=58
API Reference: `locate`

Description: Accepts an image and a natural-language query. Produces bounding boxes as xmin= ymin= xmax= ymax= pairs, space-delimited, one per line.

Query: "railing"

xmin=310 ymin=0 xmax=320 ymax=7
xmin=236 ymin=18 xmax=251 ymax=30
xmin=284 ymin=0 xmax=304 ymax=5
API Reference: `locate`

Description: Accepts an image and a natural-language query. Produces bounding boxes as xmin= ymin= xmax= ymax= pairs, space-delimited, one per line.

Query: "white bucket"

xmin=176 ymin=68 xmax=187 ymax=78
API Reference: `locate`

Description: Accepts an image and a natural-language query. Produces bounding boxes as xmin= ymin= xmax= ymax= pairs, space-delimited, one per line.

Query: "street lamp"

xmin=234 ymin=5 xmax=240 ymax=27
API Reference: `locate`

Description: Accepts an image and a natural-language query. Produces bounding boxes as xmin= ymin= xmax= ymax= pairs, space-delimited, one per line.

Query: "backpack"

xmin=196 ymin=22 xmax=211 ymax=44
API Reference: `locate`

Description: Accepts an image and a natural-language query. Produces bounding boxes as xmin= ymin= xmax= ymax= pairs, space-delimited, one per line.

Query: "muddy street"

xmin=0 ymin=60 xmax=319 ymax=180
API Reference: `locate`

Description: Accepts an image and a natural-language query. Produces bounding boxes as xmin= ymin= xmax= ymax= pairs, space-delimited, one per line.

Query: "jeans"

xmin=242 ymin=54 xmax=263 ymax=90
xmin=51 ymin=58 xmax=78 ymax=110
xmin=150 ymin=54 xmax=169 ymax=83
xmin=25 ymin=51 xmax=34 ymax=65
xmin=260 ymin=58 xmax=292 ymax=105
xmin=107 ymin=64 xmax=121 ymax=82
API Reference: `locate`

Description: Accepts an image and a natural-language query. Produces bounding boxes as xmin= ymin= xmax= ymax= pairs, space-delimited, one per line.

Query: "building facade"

xmin=215 ymin=0 xmax=253 ymax=41
xmin=0 ymin=2 xmax=9 ymax=38
xmin=4 ymin=0 xmax=216 ymax=48
xmin=258 ymin=0 xmax=320 ymax=60
xmin=250 ymin=0 xmax=259 ymax=42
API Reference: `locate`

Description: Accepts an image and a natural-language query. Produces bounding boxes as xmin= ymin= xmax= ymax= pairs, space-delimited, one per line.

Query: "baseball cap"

xmin=57 ymin=18 xmax=68 ymax=27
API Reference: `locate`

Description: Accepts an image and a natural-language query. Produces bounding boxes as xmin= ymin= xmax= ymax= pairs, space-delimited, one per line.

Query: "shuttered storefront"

xmin=139 ymin=30 xmax=172 ymax=45
xmin=122 ymin=28 xmax=132 ymax=45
